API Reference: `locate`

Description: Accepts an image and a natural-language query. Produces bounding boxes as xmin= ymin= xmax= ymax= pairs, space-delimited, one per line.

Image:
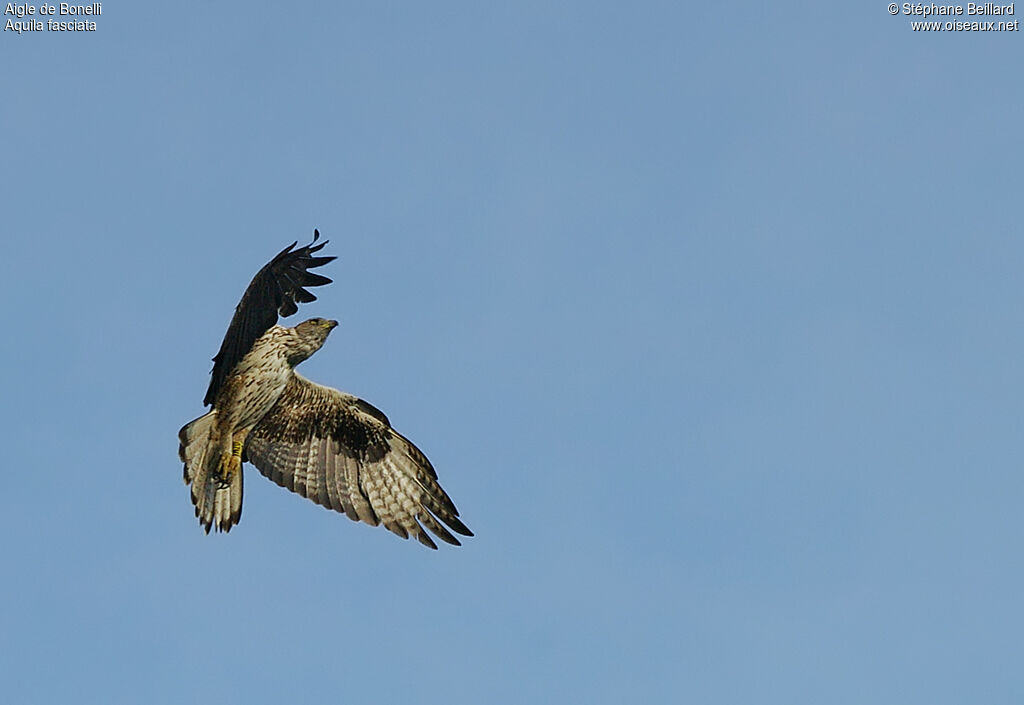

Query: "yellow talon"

xmin=232 ymin=440 xmax=244 ymax=457
xmin=215 ymin=452 xmax=236 ymax=488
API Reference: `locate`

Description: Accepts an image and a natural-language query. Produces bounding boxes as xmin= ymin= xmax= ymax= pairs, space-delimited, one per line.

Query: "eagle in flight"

xmin=178 ymin=230 xmax=472 ymax=548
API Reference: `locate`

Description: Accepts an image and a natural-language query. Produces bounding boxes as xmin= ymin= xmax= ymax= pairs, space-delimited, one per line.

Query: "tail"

xmin=178 ymin=411 xmax=243 ymax=533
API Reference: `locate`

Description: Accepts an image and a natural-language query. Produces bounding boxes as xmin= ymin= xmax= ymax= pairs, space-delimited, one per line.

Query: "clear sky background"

xmin=1 ymin=3 xmax=1022 ymax=703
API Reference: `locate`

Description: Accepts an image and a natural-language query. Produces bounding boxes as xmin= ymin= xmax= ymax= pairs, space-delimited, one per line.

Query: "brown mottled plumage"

xmin=180 ymin=320 xmax=336 ymax=532
xmin=177 ymin=231 xmax=472 ymax=547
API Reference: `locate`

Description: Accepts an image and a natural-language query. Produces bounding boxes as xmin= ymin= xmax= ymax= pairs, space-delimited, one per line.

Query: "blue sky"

xmin=1 ymin=2 xmax=1022 ymax=703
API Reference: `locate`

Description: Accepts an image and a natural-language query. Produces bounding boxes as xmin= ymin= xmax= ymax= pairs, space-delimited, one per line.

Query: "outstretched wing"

xmin=204 ymin=230 xmax=335 ymax=406
xmin=244 ymin=374 xmax=473 ymax=549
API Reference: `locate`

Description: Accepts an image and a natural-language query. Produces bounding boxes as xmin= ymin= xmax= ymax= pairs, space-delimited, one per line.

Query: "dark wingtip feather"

xmin=300 ymin=272 xmax=333 ymax=287
xmin=417 ymin=511 xmax=462 ymax=546
xmin=305 ymin=229 xmax=328 ymax=254
xmin=272 ymin=241 xmax=300 ymax=261
xmin=278 ymin=299 xmax=299 ymax=317
xmin=417 ymin=531 xmax=439 ymax=550
xmin=447 ymin=516 xmax=473 ymax=537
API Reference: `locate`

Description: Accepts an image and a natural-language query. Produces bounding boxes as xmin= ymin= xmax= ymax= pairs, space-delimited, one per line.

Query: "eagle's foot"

xmin=215 ymin=452 xmax=242 ymax=489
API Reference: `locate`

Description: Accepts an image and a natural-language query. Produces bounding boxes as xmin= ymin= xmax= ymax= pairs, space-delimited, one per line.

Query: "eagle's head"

xmin=287 ymin=317 xmax=338 ymax=365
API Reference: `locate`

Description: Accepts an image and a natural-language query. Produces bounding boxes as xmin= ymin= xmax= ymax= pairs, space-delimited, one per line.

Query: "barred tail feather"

xmin=179 ymin=411 xmax=216 ymax=484
xmin=178 ymin=412 xmax=243 ymax=533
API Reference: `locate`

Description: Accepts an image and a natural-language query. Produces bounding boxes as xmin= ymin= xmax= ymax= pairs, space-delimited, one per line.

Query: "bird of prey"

xmin=178 ymin=230 xmax=472 ymax=548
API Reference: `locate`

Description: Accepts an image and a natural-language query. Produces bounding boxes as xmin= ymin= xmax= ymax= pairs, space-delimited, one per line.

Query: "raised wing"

xmin=244 ymin=374 xmax=473 ymax=549
xmin=204 ymin=230 xmax=335 ymax=406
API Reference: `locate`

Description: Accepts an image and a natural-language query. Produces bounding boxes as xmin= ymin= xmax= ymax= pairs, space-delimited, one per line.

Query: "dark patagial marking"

xmin=257 ymin=379 xmax=391 ymax=462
